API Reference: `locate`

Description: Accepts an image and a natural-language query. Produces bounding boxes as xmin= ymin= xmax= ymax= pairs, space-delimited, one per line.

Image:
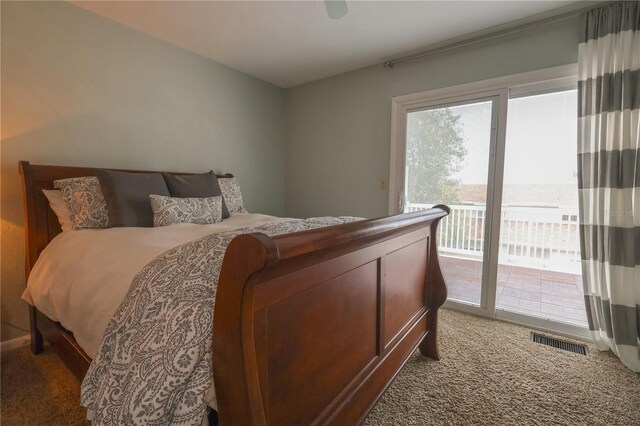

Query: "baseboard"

xmin=0 ymin=335 xmax=31 ymax=353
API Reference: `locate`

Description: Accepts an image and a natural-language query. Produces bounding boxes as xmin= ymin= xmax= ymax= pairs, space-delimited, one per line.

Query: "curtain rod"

xmin=382 ymin=2 xmax=608 ymax=69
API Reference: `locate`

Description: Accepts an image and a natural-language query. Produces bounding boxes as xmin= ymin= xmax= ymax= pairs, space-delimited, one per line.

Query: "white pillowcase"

xmin=42 ymin=189 xmax=74 ymax=232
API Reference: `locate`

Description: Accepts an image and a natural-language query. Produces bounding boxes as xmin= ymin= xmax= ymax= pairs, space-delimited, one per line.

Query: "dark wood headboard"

xmin=18 ymin=161 xmax=233 ymax=280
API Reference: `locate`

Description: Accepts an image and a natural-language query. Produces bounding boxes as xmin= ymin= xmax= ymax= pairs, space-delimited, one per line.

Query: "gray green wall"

xmin=283 ymin=16 xmax=581 ymax=219
xmin=1 ymin=1 xmax=285 ymax=341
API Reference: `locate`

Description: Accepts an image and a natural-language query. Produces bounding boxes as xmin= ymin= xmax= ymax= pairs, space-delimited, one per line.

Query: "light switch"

xmin=379 ymin=177 xmax=388 ymax=190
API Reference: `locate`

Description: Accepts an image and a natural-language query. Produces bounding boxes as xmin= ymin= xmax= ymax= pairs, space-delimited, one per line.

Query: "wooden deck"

xmin=440 ymin=256 xmax=587 ymax=327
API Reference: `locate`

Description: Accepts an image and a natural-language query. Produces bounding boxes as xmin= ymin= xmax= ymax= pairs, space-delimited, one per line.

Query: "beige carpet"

xmin=2 ymin=309 xmax=638 ymax=425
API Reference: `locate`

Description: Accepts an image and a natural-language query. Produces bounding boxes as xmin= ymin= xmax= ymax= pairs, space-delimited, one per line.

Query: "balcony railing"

xmin=406 ymin=203 xmax=581 ymax=274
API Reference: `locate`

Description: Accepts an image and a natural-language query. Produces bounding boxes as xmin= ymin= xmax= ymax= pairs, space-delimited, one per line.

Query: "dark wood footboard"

xmin=214 ymin=207 xmax=449 ymax=425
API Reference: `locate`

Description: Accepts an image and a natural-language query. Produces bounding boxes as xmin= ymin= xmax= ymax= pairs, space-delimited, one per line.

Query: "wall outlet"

xmin=379 ymin=177 xmax=388 ymax=190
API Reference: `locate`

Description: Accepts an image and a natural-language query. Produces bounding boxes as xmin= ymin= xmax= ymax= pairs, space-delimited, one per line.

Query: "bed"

xmin=19 ymin=160 xmax=450 ymax=425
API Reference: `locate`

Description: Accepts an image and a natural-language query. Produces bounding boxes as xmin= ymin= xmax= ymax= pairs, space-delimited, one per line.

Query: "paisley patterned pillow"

xmin=218 ymin=177 xmax=246 ymax=213
xmin=150 ymin=195 xmax=223 ymax=227
xmin=54 ymin=176 xmax=108 ymax=230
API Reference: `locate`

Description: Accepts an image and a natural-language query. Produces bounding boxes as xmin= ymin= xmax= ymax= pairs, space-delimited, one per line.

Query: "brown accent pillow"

xmin=96 ymin=170 xmax=170 ymax=227
xmin=162 ymin=171 xmax=230 ymax=219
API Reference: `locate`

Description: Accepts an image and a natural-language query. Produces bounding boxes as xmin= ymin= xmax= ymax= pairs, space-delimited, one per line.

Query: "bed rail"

xmin=214 ymin=206 xmax=449 ymax=425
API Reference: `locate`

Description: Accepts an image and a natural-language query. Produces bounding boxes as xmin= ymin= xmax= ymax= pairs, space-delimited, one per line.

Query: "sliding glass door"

xmin=404 ymin=96 xmax=498 ymax=307
xmin=390 ymin=67 xmax=587 ymax=337
xmin=496 ymin=88 xmax=586 ymax=327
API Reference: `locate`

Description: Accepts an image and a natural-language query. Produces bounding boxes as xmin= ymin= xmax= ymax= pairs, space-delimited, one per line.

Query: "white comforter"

xmin=22 ymin=213 xmax=284 ymax=359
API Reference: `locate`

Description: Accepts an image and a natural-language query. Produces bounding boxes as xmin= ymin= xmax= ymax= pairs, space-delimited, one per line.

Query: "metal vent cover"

xmin=530 ymin=332 xmax=588 ymax=356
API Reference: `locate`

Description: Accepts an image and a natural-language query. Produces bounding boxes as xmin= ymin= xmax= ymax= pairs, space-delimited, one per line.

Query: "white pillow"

xmin=42 ymin=189 xmax=74 ymax=232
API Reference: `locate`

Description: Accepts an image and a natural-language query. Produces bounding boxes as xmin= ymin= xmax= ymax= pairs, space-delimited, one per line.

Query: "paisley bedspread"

xmin=81 ymin=217 xmax=359 ymax=425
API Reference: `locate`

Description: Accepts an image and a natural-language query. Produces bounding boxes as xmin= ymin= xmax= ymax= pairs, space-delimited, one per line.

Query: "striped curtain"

xmin=578 ymin=1 xmax=639 ymax=372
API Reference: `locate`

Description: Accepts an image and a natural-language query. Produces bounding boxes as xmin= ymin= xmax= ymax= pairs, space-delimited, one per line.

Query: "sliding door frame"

xmin=389 ymin=64 xmax=590 ymax=340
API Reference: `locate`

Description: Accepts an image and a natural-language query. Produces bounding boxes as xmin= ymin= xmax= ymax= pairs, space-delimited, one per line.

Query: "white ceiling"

xmin=71 ymin=1 xmax=582 ymax=88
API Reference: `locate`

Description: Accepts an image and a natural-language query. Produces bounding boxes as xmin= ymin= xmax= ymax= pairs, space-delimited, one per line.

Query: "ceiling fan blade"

xmin=324 ymin=0 xmax=348 ymax=20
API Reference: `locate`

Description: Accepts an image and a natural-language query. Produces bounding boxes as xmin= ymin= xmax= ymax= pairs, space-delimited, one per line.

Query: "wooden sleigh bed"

xmin=20 ymin=160 xmax=449 ymax=425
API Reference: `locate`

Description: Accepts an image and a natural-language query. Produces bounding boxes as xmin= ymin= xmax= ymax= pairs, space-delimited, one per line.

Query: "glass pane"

xmin=496 ymin=89 xmax=587 ymax=327
xmin=405 ymin=100 xmax=493 ymax=306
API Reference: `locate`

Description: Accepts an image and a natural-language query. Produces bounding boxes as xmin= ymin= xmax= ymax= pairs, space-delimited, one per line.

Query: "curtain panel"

xmin=578 ymin=1 xmax=640 ymax=372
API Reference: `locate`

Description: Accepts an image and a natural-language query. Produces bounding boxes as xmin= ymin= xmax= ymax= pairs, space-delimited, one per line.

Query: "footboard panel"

xmin=263 ymin=259 xmax=379 ymax=425
xmin=213 ymin=207 xmax=449 ymax=425
xmin=383 ymin=237 xmax=429 ymax=349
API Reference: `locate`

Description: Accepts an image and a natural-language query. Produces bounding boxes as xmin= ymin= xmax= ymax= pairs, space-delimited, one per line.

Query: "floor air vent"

xmin=530 ymin=332 xmax=588 ymax=356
